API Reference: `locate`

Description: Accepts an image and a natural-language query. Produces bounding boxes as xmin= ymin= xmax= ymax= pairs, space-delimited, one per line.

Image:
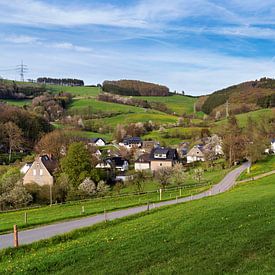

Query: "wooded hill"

xmin=102 ymin=79 xmax=170 ymax=96
xmin=201 ymin=77 xmax=275 ymax=116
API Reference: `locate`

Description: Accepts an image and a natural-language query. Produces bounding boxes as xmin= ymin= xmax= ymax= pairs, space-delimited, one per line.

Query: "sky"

xmin=0 ymin=0 xmax=275 ymax=95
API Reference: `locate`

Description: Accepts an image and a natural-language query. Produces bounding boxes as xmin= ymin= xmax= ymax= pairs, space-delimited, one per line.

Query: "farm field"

xmin=238 ymin=155 xmax=275 ymax=181
xmin=0 ymin=167 xmax=228 ymax=234
xmin=0 ymin=99 xmax=31 ymax=107
xmin=143 ymin=126 xmax=204 ymax=146
xmin=47 ymin=85 xmax=101 ymax=97
xmin=95 ymin=112 xmax=178 ymax=128
xmin=68 ymin=98 xmax=159 ymax=114
xmin=1 ymin=174 xmax=274 ymax=273
xmin=216 ymin=108 xmax=274 ymax=128
xmin=135 ymin=94 xmax=198 ymax=115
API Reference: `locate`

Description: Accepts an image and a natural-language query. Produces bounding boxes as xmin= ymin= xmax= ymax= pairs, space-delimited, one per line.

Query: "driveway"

xmin=0 ymin=162 xmax=250 ymax=250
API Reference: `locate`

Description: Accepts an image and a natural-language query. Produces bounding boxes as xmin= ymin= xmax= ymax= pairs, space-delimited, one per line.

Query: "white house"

xmin=134 ymin=153 xmax=150 ymax=171
xmin=20 ymin=163 xmax=33 ymax=174
xmin=187 ymin=145 xmax=205 ymax=164
xmin=96 ymin=157 xmax=129 ymax=172
xmin=90 ymin=138 xmax=106 ymax=147
xmin=265 ymin=139 xmax=275 ymax=154
xmin=119 ymin=137 xmax=142 ymax=150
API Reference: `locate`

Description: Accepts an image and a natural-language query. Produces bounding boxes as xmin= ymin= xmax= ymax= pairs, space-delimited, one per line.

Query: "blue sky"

xmin=0 ymin=0 xmax=275 ymax=95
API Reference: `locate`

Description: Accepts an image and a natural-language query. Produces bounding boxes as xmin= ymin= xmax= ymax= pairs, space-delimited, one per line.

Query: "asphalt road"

xmin=0 ymin=162 xmax=250 ymax=250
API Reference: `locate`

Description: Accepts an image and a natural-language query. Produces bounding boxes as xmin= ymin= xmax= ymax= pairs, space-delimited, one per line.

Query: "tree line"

xmin=37 ymin=78 xmax=84 ymax=86
xmin=102 ymin=79 xmax=170 ymax=96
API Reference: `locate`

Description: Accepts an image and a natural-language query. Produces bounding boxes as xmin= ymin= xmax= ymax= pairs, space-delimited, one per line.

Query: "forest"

xmin=102 ymin=79 xmax=170 ymax=96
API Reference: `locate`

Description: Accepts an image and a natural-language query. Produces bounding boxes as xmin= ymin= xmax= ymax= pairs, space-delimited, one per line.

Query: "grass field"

xmin=216 ymin=108 xmax=274 ymax=128
xmin=143 ymin=126 xmax=203 ymax=146
xmin=69 ymin=98 xmax=158 ymax=114
xmin=96 ymin=112 xmax=178 ymax=128
xmin=238 ymin=155 xmax=275 ymax=181
xmin=47 ymin=85 xmax=101 ymax=97
xmin=0 ymin=99 xmax=31 ymax=107
xmin=1 ymin=174 xmax=274 ymax=273
xmin=135 ymin=95 xmax=198 ymax=115
xmin=0 ymin=168 xmax=228 ymax=234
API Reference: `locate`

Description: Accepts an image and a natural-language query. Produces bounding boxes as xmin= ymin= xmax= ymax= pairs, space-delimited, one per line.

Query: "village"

xmin=20 ymin=134 xmax=275 ymax=198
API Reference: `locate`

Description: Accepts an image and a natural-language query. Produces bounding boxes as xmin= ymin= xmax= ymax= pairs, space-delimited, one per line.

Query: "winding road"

xmin=0 ymin=162 xmax=250 ymax=250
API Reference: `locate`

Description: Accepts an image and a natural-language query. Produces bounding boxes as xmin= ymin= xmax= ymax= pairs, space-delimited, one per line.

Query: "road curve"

xmin=0 ymin=162 xmax=250 ymax=250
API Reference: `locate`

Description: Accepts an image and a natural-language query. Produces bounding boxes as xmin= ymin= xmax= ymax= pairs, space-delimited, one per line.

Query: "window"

xmin=33 ymin=169 xmax=36 ymax=176
xmin=160 ymin=163 xmax=162 ymax=166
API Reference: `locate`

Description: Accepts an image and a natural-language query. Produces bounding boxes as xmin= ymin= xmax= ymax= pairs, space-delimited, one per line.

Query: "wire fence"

xmin=0 ymin=182 xmax=211 ymax=214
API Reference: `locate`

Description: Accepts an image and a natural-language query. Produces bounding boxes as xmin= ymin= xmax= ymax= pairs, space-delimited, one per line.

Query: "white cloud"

xmin=3 ymin=34 xmax=40 ymax=44
xmin=50 ymin=42 xmax=92 ymax=52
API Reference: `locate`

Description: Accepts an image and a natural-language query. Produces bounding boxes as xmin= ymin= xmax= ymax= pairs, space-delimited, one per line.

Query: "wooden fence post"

xmin=24 ymin=212 xmax=28 ymax=224
xmin=176 ymin=196 xmax=178 ymax=203
xmin=147 ymin=202 xmax=150 ymax=211
xmin=159 ymin=188 xmax=162 ymax=201
xmin=104 ymin=209 xmax=107 ymax=222
xmin=81 ymin=206 xmax=85 ymax=214
xmin=180 ymin=188 xmax=182 ymax=197
xmin=13 ymin=225 xmax=19 ymax=248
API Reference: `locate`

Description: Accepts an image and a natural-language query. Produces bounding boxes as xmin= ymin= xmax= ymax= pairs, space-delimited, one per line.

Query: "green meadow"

xmin=47 ymin=85 xmax=101 ymax=97
xmin=1 ymin=174 xmax=274 ymax=274
xmin=0 ymin=99 xmax=31 ymax=107
xmin=0 ymin=167 xmax=228 ymax=234
xmin=238 ymin=155 xmax=275 ymax=181
xmin=136 ymin=94 xmax=198 ymax=115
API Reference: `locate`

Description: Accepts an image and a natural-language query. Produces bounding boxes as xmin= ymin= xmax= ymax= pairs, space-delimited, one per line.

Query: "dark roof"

xmin=123 ymin=137 xmax=142 ymax=145
xmin=41 ymin=155 xmax=58 ymax=174
xmin=91 ymin=138 xmax=106 ymax=143
xmin=136 ymin=153 xmax=150 ymax=163
xmin=272 ymin=138 xmax=275 ymax=143
xmin=108 ymin=157 xmax=128 ymax=167
xmin=150 ymin=147 xmax=178 ymax=161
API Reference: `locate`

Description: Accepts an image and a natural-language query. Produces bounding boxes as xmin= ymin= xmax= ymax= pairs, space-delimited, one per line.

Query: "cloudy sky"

xmin=0 ymin=0 xmax=275 ymax=95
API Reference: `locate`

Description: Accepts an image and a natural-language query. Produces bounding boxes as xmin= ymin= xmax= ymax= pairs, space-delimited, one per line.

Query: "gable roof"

xmin=91 ymin=138 xmax=106 ymax=144
xmin=136 ymin=153 xmax=150 ymax=163
xmin=150 ymin=147 xmax=178 ymax=161
xmin=187 ymin=146 xmax=205 ymax=157
xmin=40 ymin=155 xmax=58 ymax=175
xmin=123 ymin=137 xmax=142 ymax=145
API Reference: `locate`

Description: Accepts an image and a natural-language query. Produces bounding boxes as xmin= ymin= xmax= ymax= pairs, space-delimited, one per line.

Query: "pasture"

xmin=1 ymin=174 xmax=274 ymax=273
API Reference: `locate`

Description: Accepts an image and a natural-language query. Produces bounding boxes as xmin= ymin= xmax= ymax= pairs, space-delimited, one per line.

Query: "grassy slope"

xmin=47 ymin=85 xmax=101 ymax=97
xmin=0 ymin=99 xmax=31 ymax=106
xmin=1 ymin=174 xmax=275 ymax=274
xmin=238 ymin=155 xmax=275 ymax=181
xmin=216 ymin=108 xmax=274 ymax=128
xmin=135 ymin=95 xmax=197 ymax=115
xmin=143 ymin=126 xmax=203 ymax=146
xmin=0 ymin=168 xmax=228 ymax=234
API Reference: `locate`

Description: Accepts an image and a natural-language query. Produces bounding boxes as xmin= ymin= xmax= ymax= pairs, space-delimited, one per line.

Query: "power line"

xmin=16 ymin=61 xmax=28 ymax=82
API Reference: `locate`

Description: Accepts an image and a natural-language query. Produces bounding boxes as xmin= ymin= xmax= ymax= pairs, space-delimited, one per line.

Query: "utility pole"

xmin=16 ymin=60 xmax=28 ymax=82
xmin=225 ymin=100 xmax=229 ymax=118
xmin=193 ymin=102 xmax=196 ymax=114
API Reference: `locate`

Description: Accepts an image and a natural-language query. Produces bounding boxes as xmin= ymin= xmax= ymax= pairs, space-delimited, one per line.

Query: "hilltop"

xmin=199 ymin=77 xmax=275 ymax=117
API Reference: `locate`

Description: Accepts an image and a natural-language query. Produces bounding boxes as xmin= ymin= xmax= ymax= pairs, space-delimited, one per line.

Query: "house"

xmin=272 ymin=139 xmax=275 ymax=153
xmin=23 ymin=155 xmax=58 ymax=186
xmin=20 ymin=162 xmax=32 ymax=174
xmin=265 ymin=138 xmax=275 ymax=154
xmin=96 ymin=157 xmax=129 ymax=171
xmin=178 ymin=142 xmax=190 ymax=158
xmin=150 ymin=147 xmax=179 ymax=171
xmin=134 ymin=153 xmax=150 ymax=171
xmin=141 ymin=140 xmax=160 ymax=153
xmin=187 ymin=145 xmax=205 ymax=163
xmin=89 ymin=138 xmax=106 ymax=147
xmin=119 ymin=137 xmax=142 ymax=150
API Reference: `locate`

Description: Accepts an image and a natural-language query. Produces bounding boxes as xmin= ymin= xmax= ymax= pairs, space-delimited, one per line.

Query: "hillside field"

xmin=215 ymin=108 xmax=274 ymax=128
xmin=1 ymin=174 xmax=274 ymax=273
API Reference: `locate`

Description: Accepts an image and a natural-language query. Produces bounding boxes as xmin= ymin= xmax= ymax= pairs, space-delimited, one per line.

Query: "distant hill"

xmin=102 ymin=79 xmax=169 ymax=96
xmin=201 ymin=77 xmax=275 ymax=116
